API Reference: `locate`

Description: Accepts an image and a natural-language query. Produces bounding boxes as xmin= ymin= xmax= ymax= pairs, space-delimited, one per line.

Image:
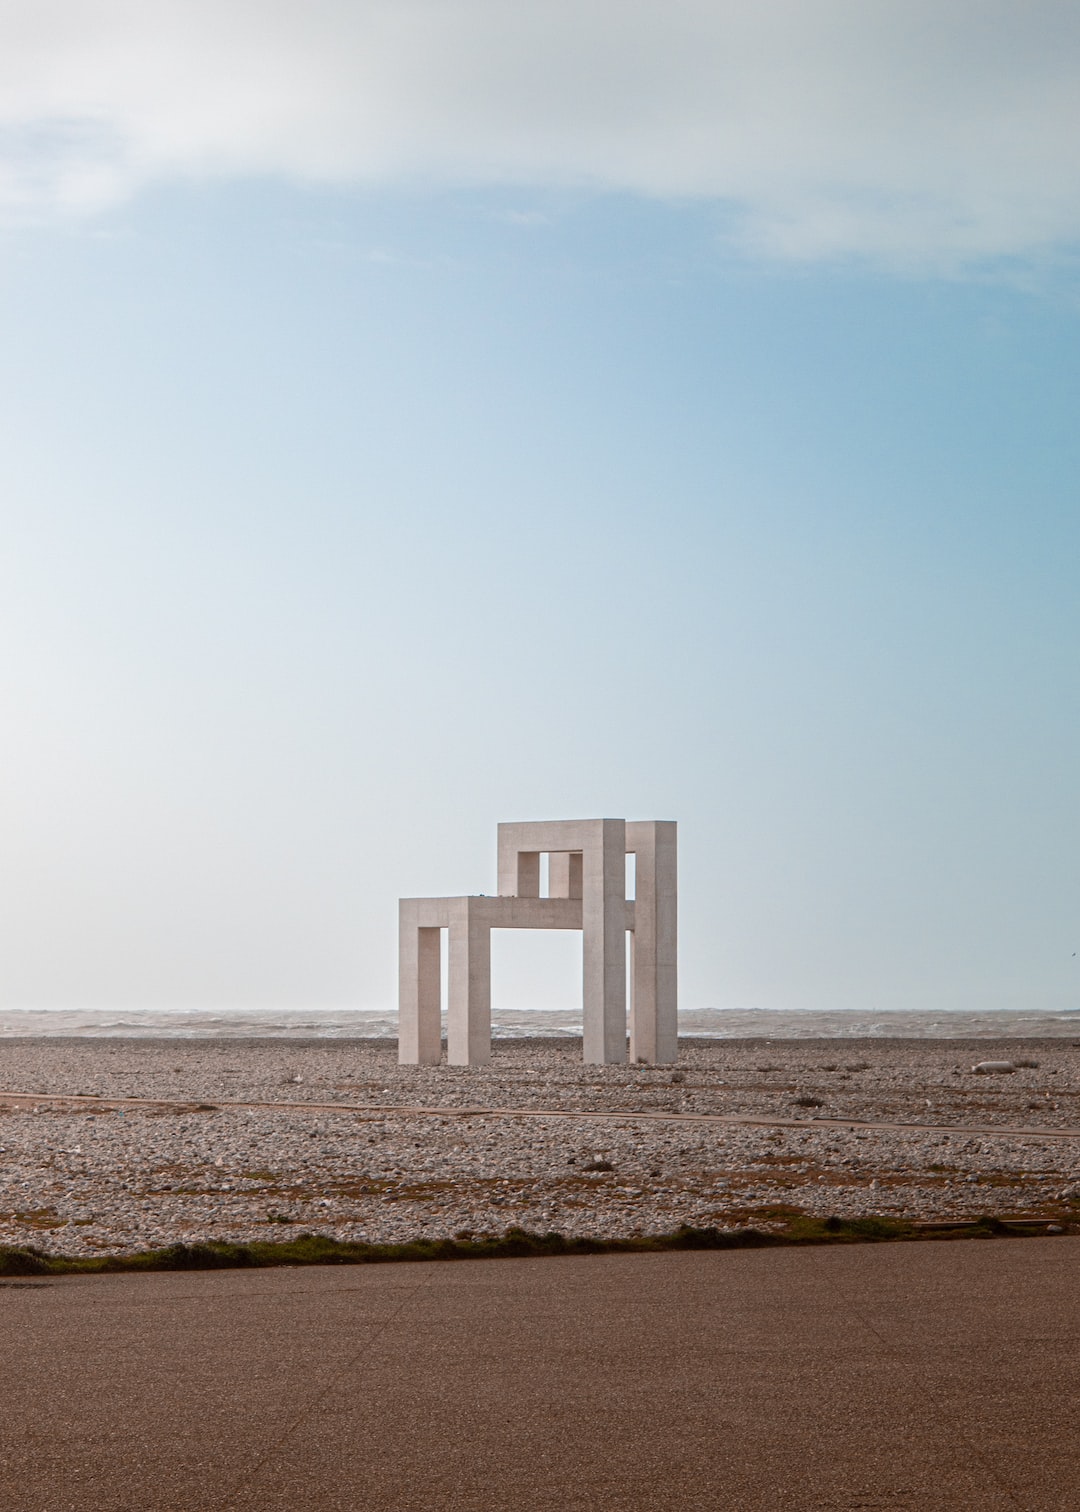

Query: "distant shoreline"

xmin=2 ymin=1033 xmax=1080 ymax=1050
xmin=1 ymin=1006 xmax=1078 ymax=1041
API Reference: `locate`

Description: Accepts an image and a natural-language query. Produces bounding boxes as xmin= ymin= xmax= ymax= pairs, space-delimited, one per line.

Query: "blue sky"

xmin=1 ymin=3 xmax=1078 ymax=1015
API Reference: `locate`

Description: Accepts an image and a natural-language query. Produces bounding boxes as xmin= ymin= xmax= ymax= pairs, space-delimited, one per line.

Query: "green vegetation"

xmin=0 ymin=1213 xmax=1069 ymax=1278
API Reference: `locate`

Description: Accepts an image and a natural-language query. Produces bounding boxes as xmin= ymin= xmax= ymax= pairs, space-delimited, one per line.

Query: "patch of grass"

xmin=968 ymin=1215 xmax=1016 ymax=1236
xmin=0 ymin=1246 xmax=51 ymax=1276
xmin=1 ymin=1210 xmax=1069 ymax=1279
xmin=12 ymin=1208 xmax=67 ymax=1230
xmin=818 ymin=1215 xmax=912 ymax=1240
xmin=750 ymin=1203 xmax=806 ymax=1221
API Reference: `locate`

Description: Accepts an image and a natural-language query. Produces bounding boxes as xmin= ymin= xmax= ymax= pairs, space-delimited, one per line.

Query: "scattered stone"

xmin=1 ymin=1038 xmax=1077 ymax=1257
xmin=971 ymin=1061 xmax=1017 ymax=1075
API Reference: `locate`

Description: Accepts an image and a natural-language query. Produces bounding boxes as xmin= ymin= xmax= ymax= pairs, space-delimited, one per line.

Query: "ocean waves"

xmin=0 ymin=1006 xmax=1077 ymax=1039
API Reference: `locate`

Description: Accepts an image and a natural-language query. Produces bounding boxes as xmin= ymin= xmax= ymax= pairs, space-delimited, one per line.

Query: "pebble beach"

xmin=2 ymin=1035 xmax=1079 ymax=1256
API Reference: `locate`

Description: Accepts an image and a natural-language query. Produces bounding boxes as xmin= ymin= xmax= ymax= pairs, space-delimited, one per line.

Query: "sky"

xmin=1 ymin=1 xmax=1078 ymax=1017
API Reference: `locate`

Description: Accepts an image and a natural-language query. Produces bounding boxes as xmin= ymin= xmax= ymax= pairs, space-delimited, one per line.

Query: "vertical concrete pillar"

xmin=516 ymin=852 xmax=540 ymax=897
xmin=582 ymin=819 xmax=627 ymax=1064
xmin=548 ymin=851 xmax=583 ymax=899
xmin=447 ymin=898 xmax=491 ymax=1066
xmin=497 ymin=827 xmax=539 ymax=897
xmin=628 ymin=821 xmax=678 ymax=1064
xmin=398 ymin=902 xmax=442 ymax=1065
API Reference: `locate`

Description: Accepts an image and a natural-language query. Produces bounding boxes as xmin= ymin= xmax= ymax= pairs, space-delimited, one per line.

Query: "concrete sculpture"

xmin=398 ymin=819 xmax=677 ymax=1067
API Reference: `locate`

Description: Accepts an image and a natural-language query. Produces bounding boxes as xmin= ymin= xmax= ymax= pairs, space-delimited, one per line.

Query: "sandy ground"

xmin=1 ymin=1035 xmax=1078 ymax=1255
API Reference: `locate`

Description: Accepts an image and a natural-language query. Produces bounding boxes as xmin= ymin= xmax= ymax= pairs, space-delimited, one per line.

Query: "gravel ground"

xmin=1 ymin=1036 xmax=1078 ymax=1255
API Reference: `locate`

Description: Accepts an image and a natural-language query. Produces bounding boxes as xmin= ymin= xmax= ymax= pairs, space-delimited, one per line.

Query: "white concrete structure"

xmin=398 ymin=819 xmax=677 ymax=1066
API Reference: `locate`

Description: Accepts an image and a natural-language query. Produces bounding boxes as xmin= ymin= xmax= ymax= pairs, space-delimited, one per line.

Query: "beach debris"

xmin=971 ymin=1061 xmax=1017 ymax=1075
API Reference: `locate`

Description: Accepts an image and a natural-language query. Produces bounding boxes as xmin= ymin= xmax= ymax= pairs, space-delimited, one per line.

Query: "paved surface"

xmin=1 ymin=1238 xmax=1077 ymax=1511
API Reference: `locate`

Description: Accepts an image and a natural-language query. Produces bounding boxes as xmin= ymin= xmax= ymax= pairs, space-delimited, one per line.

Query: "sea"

xmin=0 ymin=1007 xmax=1077 ymax=1039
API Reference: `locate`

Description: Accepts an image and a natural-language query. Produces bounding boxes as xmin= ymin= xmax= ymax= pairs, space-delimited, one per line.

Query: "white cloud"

xmin=2 ymin=0 xmax=1080 ymax=267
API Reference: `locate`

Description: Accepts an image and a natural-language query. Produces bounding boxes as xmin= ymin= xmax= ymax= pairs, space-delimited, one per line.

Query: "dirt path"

xmin=3 ymin=1087 xmax=1079 ymax=1141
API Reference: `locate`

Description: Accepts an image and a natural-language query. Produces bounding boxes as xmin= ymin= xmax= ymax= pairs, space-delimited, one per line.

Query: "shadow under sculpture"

xmin=398 ymin=819 xmax=677 ymax=1067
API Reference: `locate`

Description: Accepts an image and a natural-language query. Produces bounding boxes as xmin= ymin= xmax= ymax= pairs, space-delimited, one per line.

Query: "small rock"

xmin=971 ymin=1061 xmax=1016 ymax=1075
xmin=582 ymin=1158 xmax=614 ymax=1173
xmin=1047 ymin=1224 xmax=1064 ymax=1235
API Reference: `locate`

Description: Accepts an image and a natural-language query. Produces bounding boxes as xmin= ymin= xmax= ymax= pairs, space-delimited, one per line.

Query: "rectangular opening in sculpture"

xmin=490 ymin=929 xmax=583 ymax=1014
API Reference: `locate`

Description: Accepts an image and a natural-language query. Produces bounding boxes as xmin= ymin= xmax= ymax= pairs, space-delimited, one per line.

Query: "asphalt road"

xmin=1 ymin=1237 xmax=1077 ymax=1511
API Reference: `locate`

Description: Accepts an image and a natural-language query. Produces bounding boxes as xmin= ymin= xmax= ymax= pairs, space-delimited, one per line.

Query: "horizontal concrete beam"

xmin=401 ymin=896 xmax=636 ymax=932
xmin=497 ymin=819 xmax=621 ymax=897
